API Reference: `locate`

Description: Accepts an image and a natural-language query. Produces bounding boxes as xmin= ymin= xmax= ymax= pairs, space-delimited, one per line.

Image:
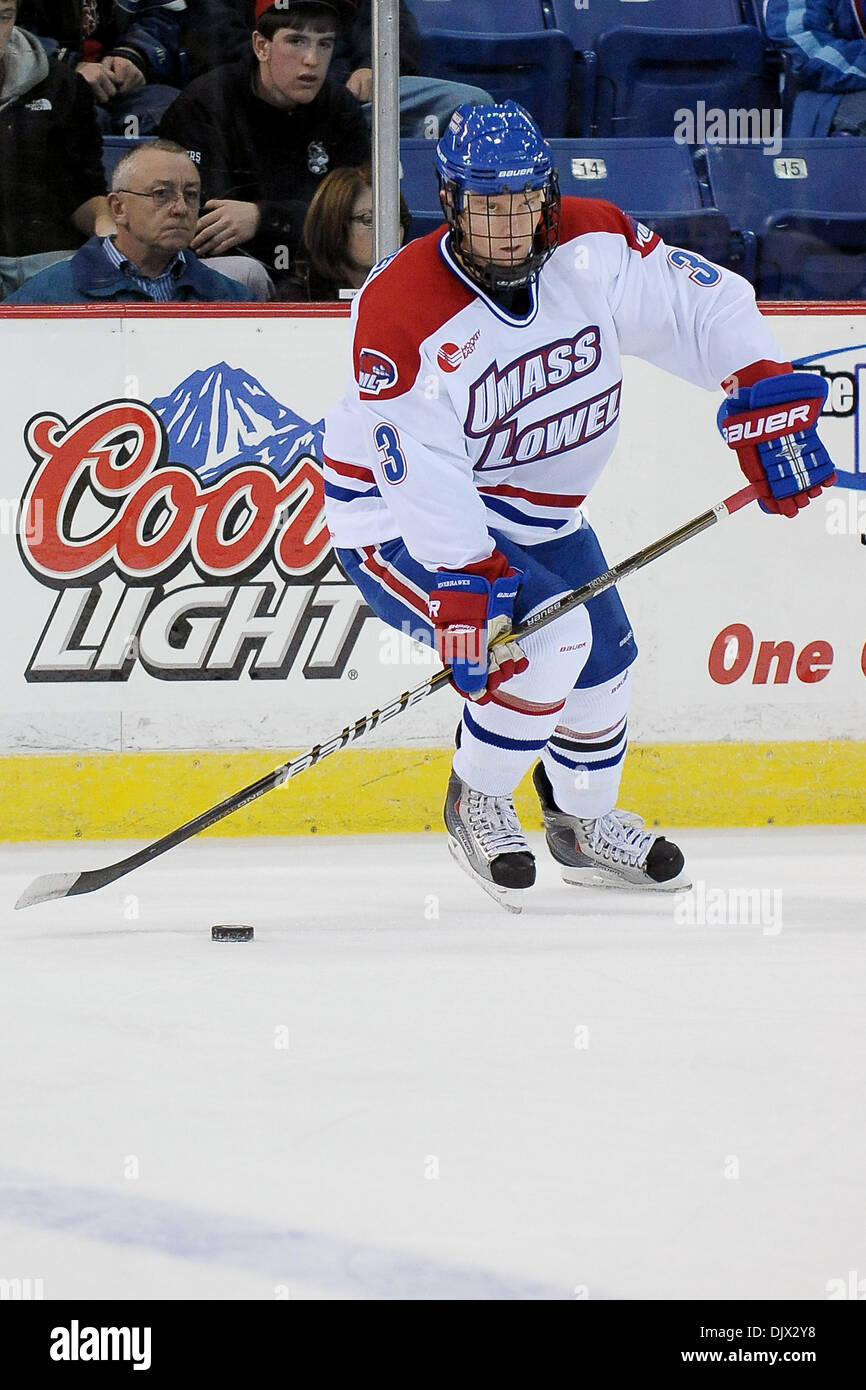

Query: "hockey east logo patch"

xmin=16 ymin=365 xmax=369 ymax=683
xmin=437 ymin=330 xmax=481 ymax=373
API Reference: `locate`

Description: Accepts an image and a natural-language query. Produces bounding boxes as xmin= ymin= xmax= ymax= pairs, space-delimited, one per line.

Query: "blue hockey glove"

xmin=718 ymin=371 xmax=835 ymax=516
xmin=429 ymin=555 xmax=527 ymax=701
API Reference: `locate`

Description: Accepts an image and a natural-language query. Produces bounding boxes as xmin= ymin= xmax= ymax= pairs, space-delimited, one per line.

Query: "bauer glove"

xmin=429 ymin=551 xmax=528 ymax=701
xmin=718 ymin=366 xmax=835 ymax=517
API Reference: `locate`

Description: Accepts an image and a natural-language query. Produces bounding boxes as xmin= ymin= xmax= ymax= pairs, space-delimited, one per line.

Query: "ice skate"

xmin=532 ymin=763 xmax=689 ymax=890
xmin=444 ymin=769 xmax=536 ymax=913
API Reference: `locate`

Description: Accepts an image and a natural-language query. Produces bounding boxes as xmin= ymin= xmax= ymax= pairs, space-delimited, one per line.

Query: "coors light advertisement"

xmin=17 ymin=363 xmax=371 ymax=683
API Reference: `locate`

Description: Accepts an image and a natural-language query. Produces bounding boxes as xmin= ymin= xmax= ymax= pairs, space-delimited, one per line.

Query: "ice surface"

xmin=1 ymin=828 xmax=864 ymax=1301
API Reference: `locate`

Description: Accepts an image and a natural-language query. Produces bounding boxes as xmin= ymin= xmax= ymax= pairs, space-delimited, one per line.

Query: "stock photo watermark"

xmin=0 ymin=496 xmax=42 ymax=545
xmin=673 ymin=102 xmax=783 ymax=156
xmin=673 ymin=880 xmax=783 ymax=936
xmin=0 ymin=1276 xmax=44 ymax=1300
xmin=378 ymin=623 xmax=437 ymax=666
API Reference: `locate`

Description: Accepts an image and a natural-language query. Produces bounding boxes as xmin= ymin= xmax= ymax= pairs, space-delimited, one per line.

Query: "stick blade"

xmin=15 ymin=872 xmax=82 ymax=910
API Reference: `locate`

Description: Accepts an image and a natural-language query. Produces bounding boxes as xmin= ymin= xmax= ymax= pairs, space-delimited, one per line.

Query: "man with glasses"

xmin=4 ymin=139 xmax=255 ymax=301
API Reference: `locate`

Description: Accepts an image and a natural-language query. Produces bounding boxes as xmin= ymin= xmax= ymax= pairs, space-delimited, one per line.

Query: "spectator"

xmin=17 ymin=1 xmax=186 ymax=134
xmin=4 ymin=139 xmax=255 ymax=302
xmin=280 ymin=163 xmax=410 ymax=299
xmin=181 ymin=0 xmax=493 ymax=136
xmin=0 ymin=0 xmax=114 ymax=300
xmin=159 ymin=1 xmax=370 ymax=283
xmin=766 ymin=1 xmax=866 ymax=136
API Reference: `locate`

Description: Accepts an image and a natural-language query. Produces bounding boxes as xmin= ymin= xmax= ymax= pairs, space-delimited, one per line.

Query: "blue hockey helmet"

xmin=435 ymin=101 xmax=560 ymax=292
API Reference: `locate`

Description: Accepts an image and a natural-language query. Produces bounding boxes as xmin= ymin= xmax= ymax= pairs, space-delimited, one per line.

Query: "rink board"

xmin=2 ymin=740 xmax=865 ymax=837
xmin=0 ymin=303 xmax=864 ymax=836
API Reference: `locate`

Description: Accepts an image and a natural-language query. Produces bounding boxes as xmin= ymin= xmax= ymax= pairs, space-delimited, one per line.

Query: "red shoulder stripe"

xmin=353 ymin=231 xmax=475 ymax=402
xmin=558 ymin=195 xmax=660 ymax=257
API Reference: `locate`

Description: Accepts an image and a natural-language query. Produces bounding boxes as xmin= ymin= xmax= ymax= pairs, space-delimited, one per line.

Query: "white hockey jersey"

xmin=323 ymin=197 xmax=784 ymax=570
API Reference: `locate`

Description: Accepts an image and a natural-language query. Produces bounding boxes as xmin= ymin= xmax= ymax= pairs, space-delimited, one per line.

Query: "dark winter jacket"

xmin=159 ymin=56 xmax=370 ymax=269
xmin=277 ymin=258 xmax=345 ymax=302
xmin=2 ymin=236 xmax=255 ymax=302
xmin=0 ymin=29 xmax=107 ymax=257
xmin=17 ymin=0 xmax=186 ymax=84
xmin=182 ymin=0 xmax=422 ymax=83
xmin=766 ymin=0 xmax=866 ymax=135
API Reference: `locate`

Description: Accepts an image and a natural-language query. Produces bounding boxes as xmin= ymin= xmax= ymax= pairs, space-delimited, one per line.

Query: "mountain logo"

xmin=151 ymin=362 xmax=324 ymax=483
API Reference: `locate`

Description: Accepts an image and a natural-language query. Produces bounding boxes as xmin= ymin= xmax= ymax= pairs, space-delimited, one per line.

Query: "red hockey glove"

xmin=718 ymin=360 xmax=835 ymax=516
xmin=428 ymin=550 xmax=528 ymax=701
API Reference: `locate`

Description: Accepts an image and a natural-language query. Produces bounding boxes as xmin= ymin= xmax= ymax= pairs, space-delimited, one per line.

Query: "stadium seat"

xmin=406 ymin=0 xmax=546 ymax=34
xmin=759 ymin=214 xmax=866 ymax=299
xmin=552 ymin=137 xmax=704 ymax=212
xmin=419 ymin=30 xmax=574 ymax=136
xmin=704 ymin=139 xmax=866 ymax=298
xmin=739 ymin=0 xmax=768 ymax=35
xmin=590 ymin=26 xmax=773 ymax=138
xmin=551 ymin=138 xmax=755 ymax=278
xmin=101 ymin=135 xmax=147 ymax=181
xmin=399 ymin=138 xmax=442 ymax=235
xmin=704 ymin=139 xmax=866 ymax=224
xmin=547 ymin=0 xmax=752 ymax=50
xmin=546 ymin=2 xmax=760 ymax=135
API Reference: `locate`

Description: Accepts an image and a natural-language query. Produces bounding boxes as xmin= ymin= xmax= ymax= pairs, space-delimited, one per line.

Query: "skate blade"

xmin=447 ymin=838 xmax=526 ymax=914
xmin=560 ymin=865 xmax=692 ymax=892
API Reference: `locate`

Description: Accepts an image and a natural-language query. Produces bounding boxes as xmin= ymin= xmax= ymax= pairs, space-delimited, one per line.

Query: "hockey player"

xmin=322 ymin=102 xmax=835 ymax=910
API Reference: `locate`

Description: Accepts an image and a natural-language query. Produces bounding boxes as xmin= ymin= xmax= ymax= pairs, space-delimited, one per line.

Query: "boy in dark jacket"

xmin=181 ymin=0 xmax=491 ymax=135
xmin=160 ymin=1 xmax=370 ymax=278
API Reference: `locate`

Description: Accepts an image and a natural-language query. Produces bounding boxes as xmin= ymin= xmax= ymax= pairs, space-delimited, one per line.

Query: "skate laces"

xmin=580 ymin=809 xmax=655 ymax=868
xmin=466 ymin=789 xmax=528 ymax=857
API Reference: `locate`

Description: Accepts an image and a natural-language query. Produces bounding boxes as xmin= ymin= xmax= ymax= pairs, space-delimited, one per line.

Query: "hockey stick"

xmin=15 ymin=483 xmax=757 ymax=909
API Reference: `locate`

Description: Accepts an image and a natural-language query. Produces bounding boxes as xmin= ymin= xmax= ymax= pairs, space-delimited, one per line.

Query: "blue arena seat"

xmin=759 ymin=214 xmax=866 ymax=299
xmin=551 ymin=138 xmax=755 ymax=278
xmin=551 ymin=137 xmax=703 ymax=211
xmin=704 ymin=139 xmax=866 ymax=225
xmin=704 ymin=139 xmax=866 ymax=298
xmin=399 ymin=138 xmax=442 ymax=236
xmin=419 ymin=30 xmax=574 ymax=136
xmin=101 ymin=135 xmax=148 ymax=180
xmin=547 ymin=0 xmax=751 ymax=50
xmin=547 ymin=2 xmax=760 ymax=135
xmin=406 ymin=0 xmax=546 ymax=34
xmin=591 ymin=26 xmax=773 ymax=138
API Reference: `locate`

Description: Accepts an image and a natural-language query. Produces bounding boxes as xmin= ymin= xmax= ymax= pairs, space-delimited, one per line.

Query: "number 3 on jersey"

xmin=374 ymin=421 xmax=407 ymax=484
xmin=667 ymin=248 xmax=722 ymax=286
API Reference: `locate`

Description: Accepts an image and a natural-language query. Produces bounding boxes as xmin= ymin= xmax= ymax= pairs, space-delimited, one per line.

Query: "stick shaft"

xmin=21 ymin=484 xmax=756 ymax=902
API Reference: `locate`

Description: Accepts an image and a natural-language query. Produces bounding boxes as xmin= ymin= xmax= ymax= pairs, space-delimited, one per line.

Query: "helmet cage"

xmin=439 ymin=170 xmax=561 ymax=292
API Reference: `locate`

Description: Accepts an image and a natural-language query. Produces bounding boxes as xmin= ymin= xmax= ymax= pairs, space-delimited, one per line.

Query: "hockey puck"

xmin=211 ymin=925 xmax=254 ymax=942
